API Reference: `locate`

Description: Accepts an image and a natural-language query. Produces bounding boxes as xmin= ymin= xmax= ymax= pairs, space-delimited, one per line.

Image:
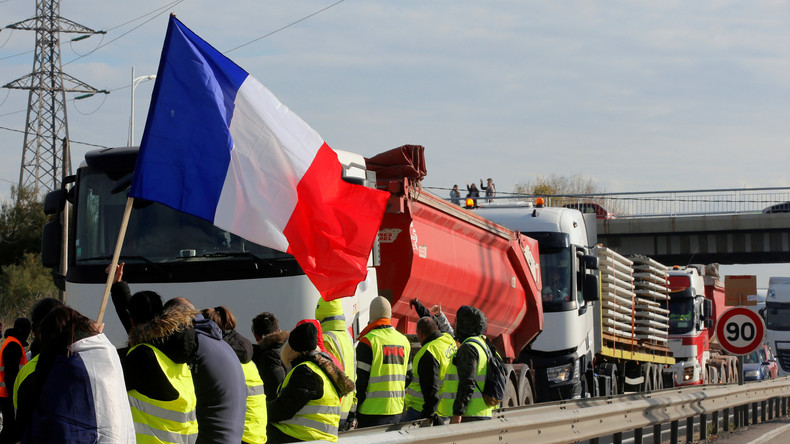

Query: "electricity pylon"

xmin=3 ymin=0 xmax=107 ymax=200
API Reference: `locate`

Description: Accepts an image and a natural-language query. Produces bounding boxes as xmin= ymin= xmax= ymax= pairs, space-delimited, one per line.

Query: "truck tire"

xmin=515 ymin=364 xmax=535 ymax=405
xmin=502 ymin=364 xmax=519 ymax=408
xmin=600 ymin=363 xmax=618 ymax=396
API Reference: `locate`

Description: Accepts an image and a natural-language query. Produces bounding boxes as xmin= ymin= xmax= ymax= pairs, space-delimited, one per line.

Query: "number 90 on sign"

xmin=715 ymin=307 xmax=765 ymax=356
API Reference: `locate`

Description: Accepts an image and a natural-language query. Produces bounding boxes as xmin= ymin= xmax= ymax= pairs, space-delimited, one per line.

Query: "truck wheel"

xmin=640 ymin=363 xmax=653 ymax=392
xmin=502 ymin=365 xmax=519 ymax=408
xmin=515 ymin=364 xmax=535 ymax=405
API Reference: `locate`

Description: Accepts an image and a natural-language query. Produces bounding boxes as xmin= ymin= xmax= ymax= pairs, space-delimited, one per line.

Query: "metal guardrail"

xmin=336 ymin=378 xmax=790 ymax=444
xmin=432 ymin=187 xmax=790 ymax=218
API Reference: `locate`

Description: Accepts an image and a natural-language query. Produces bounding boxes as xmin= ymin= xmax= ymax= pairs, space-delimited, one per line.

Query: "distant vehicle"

xmin=762 ymin=202 xmax=790 ymax=213
xmin=743 ymin=347 xmax=776 ymax=381
xmin=765 ymin=277 xmax=790 ymax=377
xmin=563 ymin=202 xmax=616 ymax=220
xmin=760 ymin=344 xmax=779 ymax=379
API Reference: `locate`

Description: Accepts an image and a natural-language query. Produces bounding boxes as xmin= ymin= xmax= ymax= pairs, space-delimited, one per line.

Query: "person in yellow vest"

xmin=0 ymin=317 xmax=30 ymax=444
xmin=201 ymin=306 xmax=267 ymax=444
xmin=123 ymin=290 xmax=200 ymax=443
xmin=267 ymin=322 xmax=354 ymax=443
xmin=314 ymin=297 xmax=357 ymax=430
xmin=355 ymin=296 xmax=411 ymax=428
xmin=437 ymin=305 xmax=494 ymax=423
xmin=402 ymin=314 xmax=457 ymax=424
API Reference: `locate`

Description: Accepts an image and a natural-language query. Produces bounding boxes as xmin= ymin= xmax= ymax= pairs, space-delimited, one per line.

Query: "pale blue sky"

xmin=1 ymin=1 xmax=789 ymax=281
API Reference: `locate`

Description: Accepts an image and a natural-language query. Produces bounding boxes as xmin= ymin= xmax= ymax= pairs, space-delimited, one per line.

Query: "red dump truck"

xmin=42 ymin=144 xmax=544 ymax=406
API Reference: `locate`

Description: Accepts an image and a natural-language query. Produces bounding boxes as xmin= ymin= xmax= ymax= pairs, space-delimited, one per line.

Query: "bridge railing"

xmin=442 ymin=187 xmax=790 ymax=218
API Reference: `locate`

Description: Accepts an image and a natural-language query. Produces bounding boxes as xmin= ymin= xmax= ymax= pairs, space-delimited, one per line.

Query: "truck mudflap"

xmin=368 ymin=146 xmax=543 ymax=361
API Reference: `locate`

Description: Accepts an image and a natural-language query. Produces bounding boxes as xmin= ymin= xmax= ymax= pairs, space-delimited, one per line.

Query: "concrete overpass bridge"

xmin=469 ymin=187 xmax=790 ymax=266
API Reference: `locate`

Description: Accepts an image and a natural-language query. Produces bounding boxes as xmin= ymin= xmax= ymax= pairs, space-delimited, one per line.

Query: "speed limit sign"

xmin=715 ymin=307 xmax=766 ymax=356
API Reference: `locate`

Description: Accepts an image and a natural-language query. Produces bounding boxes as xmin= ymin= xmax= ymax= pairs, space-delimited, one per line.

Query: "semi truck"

xmin=472 ymin=202 xmax=673 ymax=402
xmin=41 ymin=144 xmax=545 ymax=407
xmin=765 ymin=276 xmax=790 ymax=377
xmin=664 ymin=264 xmax=739 ymax=386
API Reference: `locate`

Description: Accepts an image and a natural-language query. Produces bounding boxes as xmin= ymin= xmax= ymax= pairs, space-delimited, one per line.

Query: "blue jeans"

xmin=401 ymin=407 xmax=425 ymax=422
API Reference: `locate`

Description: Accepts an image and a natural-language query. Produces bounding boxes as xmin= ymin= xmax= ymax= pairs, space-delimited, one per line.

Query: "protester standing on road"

xmin=0 ymin=317 xmax=30 ymax=444
xmin=267 ymin=322 xmax=354 ymax=443
xmin=13 ymin=298 xmax=64 ymax=441
xmin=124 ymin=291 xmax=199 ymax=443
xmin=437 ymin=305 xmax=494 ymax=423
xmin=22 ymin=305 xmax=135 ymax=443
xmin=251 ymin=312 xmax=289 ymax=399
xmin=315 ymin=297 xmax=357 ymax=429
xmin=355 ymin=296 xmax=411 ymax=428
xmin=202 ymin=306 xmax=267 ymax=444
xmin=165 ymin=297 xmax=247 ymax=444
xmin=403 ymin=300 xmax=457 ymax=423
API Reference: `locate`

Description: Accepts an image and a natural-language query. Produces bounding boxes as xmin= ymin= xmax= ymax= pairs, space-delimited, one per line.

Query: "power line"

xmin=0 ymin=125 xmax=108 ymax=148
xmin=225 ymin=0 xmax=345 ymax=54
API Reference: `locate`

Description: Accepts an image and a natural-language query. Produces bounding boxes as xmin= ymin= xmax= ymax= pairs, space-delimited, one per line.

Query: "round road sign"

xmin=715 ymin=307 xmax=766 ymax=356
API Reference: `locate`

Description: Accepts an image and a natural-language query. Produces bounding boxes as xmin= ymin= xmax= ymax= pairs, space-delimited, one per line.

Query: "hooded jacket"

xmin=123 ymin=305 xmax=197 ymax=401
xmin=452 ymin=305 xmax=487 ymax=416
xmin=252 ymin=330 xmax=289 ymax=399
xmin=267 ymin=350 xmax=354 ymax=424
xmin=191 ymin=316 xmax=248 ymax=444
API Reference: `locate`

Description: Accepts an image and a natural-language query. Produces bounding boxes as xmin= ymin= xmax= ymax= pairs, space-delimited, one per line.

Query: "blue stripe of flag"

xmin=130 ymin=15 xmax=249 ymax=222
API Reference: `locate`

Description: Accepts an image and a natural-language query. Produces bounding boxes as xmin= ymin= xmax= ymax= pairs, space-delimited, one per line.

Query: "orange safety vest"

xmin=0 ymin=337 xmax=28 ymax=398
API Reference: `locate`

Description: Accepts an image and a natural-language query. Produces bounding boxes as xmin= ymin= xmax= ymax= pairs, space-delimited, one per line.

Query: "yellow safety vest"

xmin=322 ymin=322 xmax=356 ymax=422
xmin=405 ymin=332 xmax=457 ymax=414
xmin=358 ymin=327 xmax=411 ymax=416
xmin=437 ymin=336 xmax=493 ymax=419
xmin=13 ymin=354 xmax=38 ymax=410
xmin=127 ymin=343 xmax=198 ymax=444
xmin=0 ymin=336 xmax=27 ymax=398
xmin=241 ymin=361 xmax=267 ymax=444
xmin=273 ymin=360 xmax=341 ymax=442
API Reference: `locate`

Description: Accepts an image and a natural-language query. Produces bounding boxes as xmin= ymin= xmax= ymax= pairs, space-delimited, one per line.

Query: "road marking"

xmin=745 ymin=422 xmax=790 ymax=444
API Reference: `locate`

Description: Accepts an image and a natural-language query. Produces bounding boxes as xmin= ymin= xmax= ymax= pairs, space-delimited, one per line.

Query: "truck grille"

xmin=776 ymin=349 xmax=790 ymax=372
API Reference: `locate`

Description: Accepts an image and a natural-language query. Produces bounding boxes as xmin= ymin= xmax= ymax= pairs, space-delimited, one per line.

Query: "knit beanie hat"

xmin=369 ymin=296 xmax=392 ymax=321
xmin=315 ymin=297 xmax=344 ymax=322
xmin=289 ymin=322 xmax=318 ymax=353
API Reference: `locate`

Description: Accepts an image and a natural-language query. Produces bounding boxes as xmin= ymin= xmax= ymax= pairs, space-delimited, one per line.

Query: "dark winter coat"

xmin=123 ymin=305 xmax=198 ymax=402
xmin=267 ymin=351 xmax=355 ymax=424
xmin=252 ymin=331 xmax=289 ymax=398
xmin=452 ymin=305 xmax=487 ymax=416
xmin=222 ymin=329 xmax=254 ymax=364
xmin=192 ymin=315 xmax=248 ymax=444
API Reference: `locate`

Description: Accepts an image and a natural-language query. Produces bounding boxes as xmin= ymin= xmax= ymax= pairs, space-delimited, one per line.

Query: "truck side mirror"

xmin=43 ymin=189 xmax=67 ymax=216
xmin=41 ymin=220 xmax=62 ymax=269
xmin=582 ymin=254 xmax=598 ymax=271
xmin=583 ymin=273 xmax=599 ymax=303
xmin=704 ymin=299 xmax=713 ymax=320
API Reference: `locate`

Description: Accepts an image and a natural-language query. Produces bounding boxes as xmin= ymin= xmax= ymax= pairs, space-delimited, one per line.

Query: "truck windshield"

xmin=668 ymin=297 xmax=695 ymax=334
xmin=766 ymin=302 xmax=790 ymax=331
xmin=540 ymin=247 xmax=575 ymax=312
xmin=74 ymin=169 xmax=292 ymax=264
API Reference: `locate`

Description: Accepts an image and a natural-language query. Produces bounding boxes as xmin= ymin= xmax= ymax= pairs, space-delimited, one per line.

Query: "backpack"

xmin=467 ymin=337 xmax=507 ymax=407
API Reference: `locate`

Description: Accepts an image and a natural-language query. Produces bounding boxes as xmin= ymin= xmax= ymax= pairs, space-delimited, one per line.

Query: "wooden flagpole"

xmin=97 ymin=196 xmax=135 ymax=325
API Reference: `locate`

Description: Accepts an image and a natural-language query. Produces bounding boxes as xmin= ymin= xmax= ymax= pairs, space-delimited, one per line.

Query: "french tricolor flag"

xmin=130 ymin=16 xmax=389 ymax=300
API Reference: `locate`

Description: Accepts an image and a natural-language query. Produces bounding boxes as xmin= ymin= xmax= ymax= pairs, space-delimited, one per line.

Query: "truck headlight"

xmin=547 ymin=362 xmax=575 ymax=384
xmin=682 ymin=366 xmax=694 ymax=381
